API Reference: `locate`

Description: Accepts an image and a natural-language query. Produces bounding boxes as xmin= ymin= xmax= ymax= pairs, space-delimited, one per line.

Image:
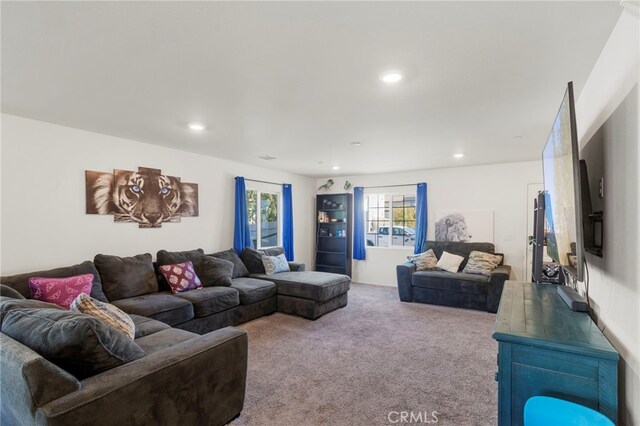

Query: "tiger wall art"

xmin=85 ymin=166 xmax=198 ymax=228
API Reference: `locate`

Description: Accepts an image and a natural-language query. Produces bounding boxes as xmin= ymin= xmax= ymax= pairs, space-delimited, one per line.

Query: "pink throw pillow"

xmin=159 ymin=261 xmax=202 ymax=294
xmin=28 ymin=274 xmax=94 ymax=309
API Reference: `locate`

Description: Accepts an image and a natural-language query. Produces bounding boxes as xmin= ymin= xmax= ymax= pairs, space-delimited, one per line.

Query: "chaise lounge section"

xmin=240 ymin=247 xmax=351 ymax=320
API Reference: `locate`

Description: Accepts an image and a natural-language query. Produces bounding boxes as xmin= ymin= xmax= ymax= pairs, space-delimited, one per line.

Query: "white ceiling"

xmin=1 ymin=1 xmax=622 ymax=177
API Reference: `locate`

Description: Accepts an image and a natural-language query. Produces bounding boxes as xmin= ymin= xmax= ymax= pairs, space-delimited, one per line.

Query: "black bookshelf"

xmin=315 ymin=193 xmax=352 ymax=277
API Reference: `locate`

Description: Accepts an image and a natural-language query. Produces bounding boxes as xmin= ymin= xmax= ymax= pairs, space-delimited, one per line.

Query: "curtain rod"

xmin=245 ymin=178 xmax=283 ymax=186
xmin=362 ymin=183 xmax=420 ymax=189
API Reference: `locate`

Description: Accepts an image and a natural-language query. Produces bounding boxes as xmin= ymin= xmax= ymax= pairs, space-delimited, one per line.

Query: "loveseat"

xmin=0 ymin=246 xmax=350 ymax=425
xmin=396 ymin=241 xmax=512 ymax=313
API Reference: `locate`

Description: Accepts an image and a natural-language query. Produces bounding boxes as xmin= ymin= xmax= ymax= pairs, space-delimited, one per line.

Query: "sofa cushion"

xmin=240 ymin=248 xmax=267 ymax=274
xmin=134 ymin=328 xmax=198 ymax=354
xmin=196 ymin=256 xmax=234 ymax=287
xmin=156 ymin=248 xmax=205 ymax=266
xmin=0 ymin=296 xmax=64 ymax=324
xmin=71 ymin=293 xmax=135 ymax=340
xmin=0 ymin=284 xmax=25 ymax=299
xmin=159 ymin=261 xmax=203 ymax=294
xmin=262 ymin=253 xmax=290 ymax=275
xmin=94 ymin=253 xmax=158 ymax=301
xmin=209 ymin=249 xmax=250 ymax=278
xmin=111 ymin=293 xmax=194 ymax=326
xmin=231 ymin=278 xmax=277 ymax=305
xmin=462 ymin=251 xmax=503 ymax=276
xmin=28 ymin=274 xmax=94 ymax=309
xmin=1 ymin=308 xmax=146 ymax=379
xmin=156 ymin=248 xmax=205 ymax=290
xmin=0 ymin=261 xmax=108 ymax=302
xmin=423 ymin=241 xmax=495 ymax=271
xmin=412 ymin=270 xmax=489 ymax=295
xmin=129 ymin=314 xmax=171 ymax=339
xmin=173 ymin=287 xmax=239 ymax=317
xmin=251 ymin=272 xmax=350 ymax=302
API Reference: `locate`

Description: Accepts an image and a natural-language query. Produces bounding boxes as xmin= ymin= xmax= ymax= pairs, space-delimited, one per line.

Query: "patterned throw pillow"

xmin=70 ymin=293 xmax=135 ymax=340
xmin=407 ymin=249 xmax=438 ymax=271
xmin=28 ymin=274 xmax=94 ymax=309
xmin=435 ymin=251 xmax=465 ymax=273
xmin=262 ymin=254 xmax=290 ymax=275
xmin=462 ymin=251 xmax=503 ymax=276
xmin=158 ymin=261 xmax=202 ymax=294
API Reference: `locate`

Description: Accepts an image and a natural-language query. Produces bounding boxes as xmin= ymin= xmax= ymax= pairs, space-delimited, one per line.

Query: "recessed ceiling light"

xmin=332 ymin=165 xmax=340 ymax=170
xmin=317 ymin=161 xmax=324 ymax=164
xmin=453 ymin=153 xmax=464 ymax=159
xmin=380 ymin=71 xmax=403 ymax=84
xmin=350 ymin=141 xmax=362 ymax=146
xmin=512 ymin=135 xmax=523 ymax=140
xmin=258 ymin=155 xmax=276 ymax=161
xmin=188 ymin=122 xmax=205 ymax=131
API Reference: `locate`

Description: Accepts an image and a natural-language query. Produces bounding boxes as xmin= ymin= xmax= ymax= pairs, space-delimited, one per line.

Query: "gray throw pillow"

xmin=240 ymin=248 xmax=266 ymax=274
xmin=0 ymin=296 xmax=64 ymax=324
xmin=0 ymin=261 xmax=108 ymax=302
xmin=197 ymin=256 xmax=234 ymax=287
xmin=2 ymin=308 xmax=146 ymax=379
xmin=94 ymin=253 xmax=158 ymax=301
xmin=210 ymin=249 xmax=249 ymax=278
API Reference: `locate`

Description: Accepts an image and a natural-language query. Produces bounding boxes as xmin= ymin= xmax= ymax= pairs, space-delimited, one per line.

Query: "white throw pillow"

xmin=436 ymin=251 xmax=465 ymax=273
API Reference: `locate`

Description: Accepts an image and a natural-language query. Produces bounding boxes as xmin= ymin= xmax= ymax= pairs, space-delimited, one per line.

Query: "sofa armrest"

xmin=396 ymin=262 xmax=417 ymax=302
xmin=288 ymin=262 xmax=305 ymax=272
xmin=39 ymin=327 xmax=248 ymax=426
xmin=487 ymin=265 xmax=512 ymax=313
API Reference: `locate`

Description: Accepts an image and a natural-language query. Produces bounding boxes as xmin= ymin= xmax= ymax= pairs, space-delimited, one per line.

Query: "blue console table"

xmin=493 ymin=281 xmax=619 ymax=425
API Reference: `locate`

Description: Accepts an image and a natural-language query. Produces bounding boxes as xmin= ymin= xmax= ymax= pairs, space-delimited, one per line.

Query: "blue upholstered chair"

xmin=524 ymin=396 xmax=615 ymax=426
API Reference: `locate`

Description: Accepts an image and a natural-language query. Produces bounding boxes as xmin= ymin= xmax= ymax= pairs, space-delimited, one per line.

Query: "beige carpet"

xmin=232 ymin=283 xmax=498 ymax=426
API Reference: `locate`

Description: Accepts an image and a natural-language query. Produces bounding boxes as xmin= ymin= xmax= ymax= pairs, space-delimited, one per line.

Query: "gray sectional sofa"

xmin=0 ymin=246 xmax=350 ymax=426
xmin=396 ymin=241 xmax=512 ymax=313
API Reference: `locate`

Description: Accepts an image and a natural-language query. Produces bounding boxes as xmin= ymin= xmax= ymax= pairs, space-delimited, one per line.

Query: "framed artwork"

xmin=86 ymin=166 xmax=198 ymax=228
xmin=434 ymin=210 xmax=494 ymax=243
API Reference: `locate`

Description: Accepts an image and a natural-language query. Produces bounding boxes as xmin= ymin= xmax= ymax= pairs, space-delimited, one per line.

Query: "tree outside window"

xmin=247 ymin=190 xmax=279 ymax=249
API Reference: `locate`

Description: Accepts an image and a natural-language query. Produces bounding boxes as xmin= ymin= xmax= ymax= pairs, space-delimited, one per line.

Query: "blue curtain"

xmin=414 ymin=182 xmax=428 ymax=254
xmin=233 ymin=177 xmax=252 ymax=254
xmin=353 ymin=187 xmax=366 ymax=260
xmin=282 ymin=183 xmax=294 ymax=260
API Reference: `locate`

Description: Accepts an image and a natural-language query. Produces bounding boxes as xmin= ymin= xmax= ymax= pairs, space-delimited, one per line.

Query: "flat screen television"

xmin=542 ymin=81 xmax=585 ymax=282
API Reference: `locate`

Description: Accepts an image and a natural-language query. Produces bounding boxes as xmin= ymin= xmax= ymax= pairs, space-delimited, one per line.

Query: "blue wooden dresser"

xmin=492 ymin=281 xmax=619 ymax=425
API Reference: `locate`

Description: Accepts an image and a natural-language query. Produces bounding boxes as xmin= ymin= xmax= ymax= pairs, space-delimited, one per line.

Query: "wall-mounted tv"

xmin=542 ymin=82 xmax=585 ymax=282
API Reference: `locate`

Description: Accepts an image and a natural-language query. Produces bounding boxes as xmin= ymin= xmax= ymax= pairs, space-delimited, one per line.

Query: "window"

xmin=365 ymin=193 xmax=416 ymax=247
xmin=247 ymin=190 xmax=280 ymax=249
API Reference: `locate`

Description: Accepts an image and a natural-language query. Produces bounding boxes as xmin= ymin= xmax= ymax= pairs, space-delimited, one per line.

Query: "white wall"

xmin=0 ymin=114 xmax=316 ymax=275
xmin=316 ymin=160 xmax=542 ymax=286
xmin=575 ymin=9 xmax=639 ymax=426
